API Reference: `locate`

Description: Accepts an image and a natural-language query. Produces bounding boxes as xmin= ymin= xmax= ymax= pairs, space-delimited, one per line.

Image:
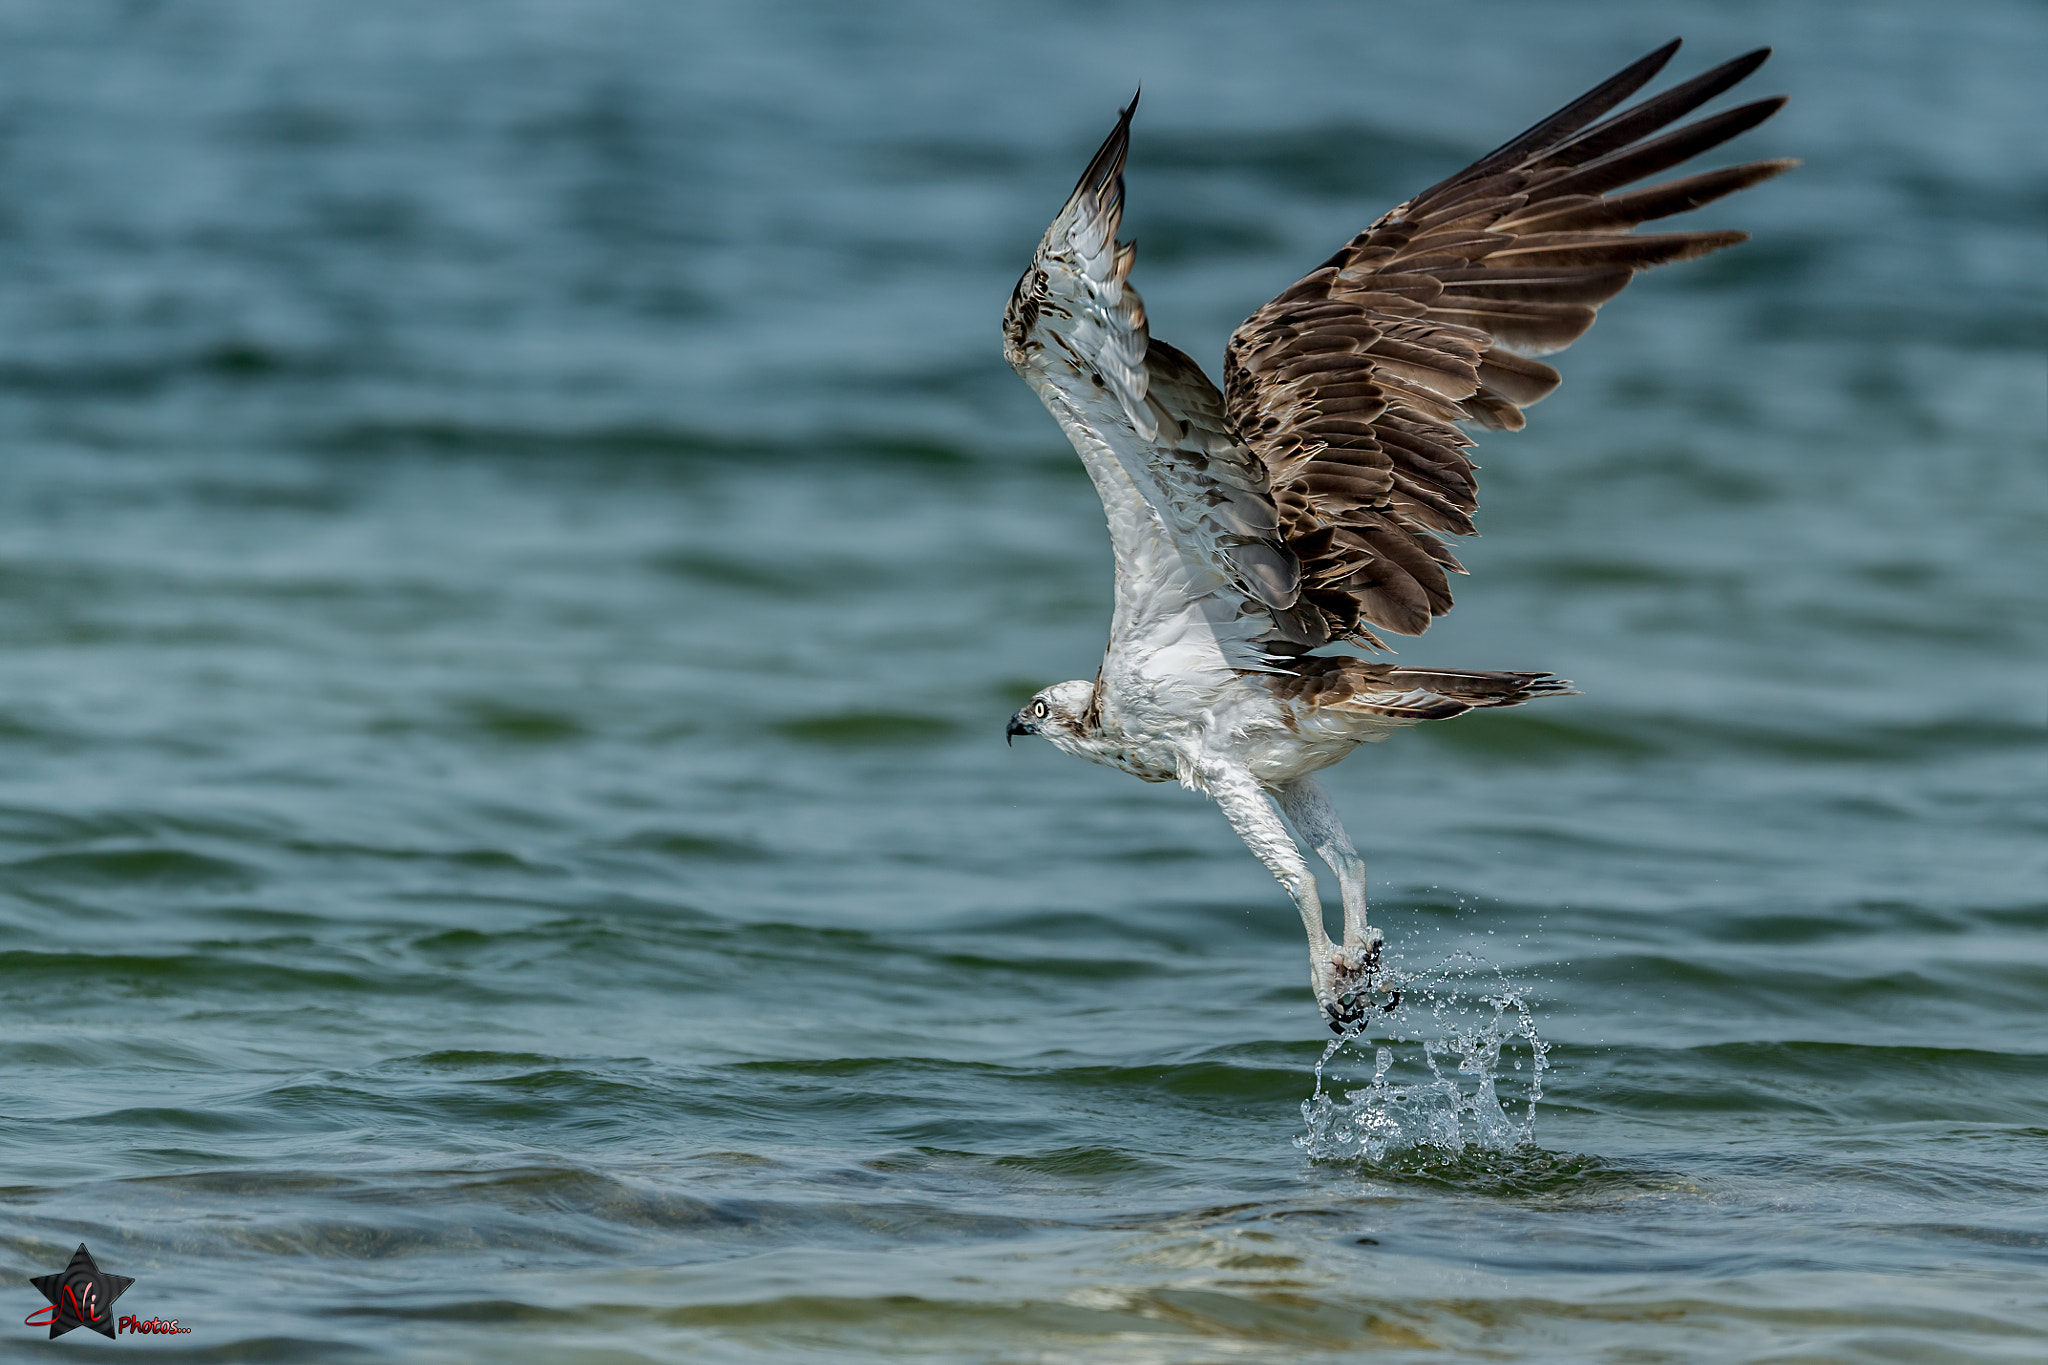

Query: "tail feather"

xmin=1263 ymin=656 xmax=1576 ymax=726
xmin=1380 ymin=668 xmax=1577 ymax=709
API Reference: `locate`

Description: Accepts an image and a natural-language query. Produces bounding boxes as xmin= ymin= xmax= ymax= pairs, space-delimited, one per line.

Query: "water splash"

xmin=1296 ymin=951 xmax=1547 ymax=1163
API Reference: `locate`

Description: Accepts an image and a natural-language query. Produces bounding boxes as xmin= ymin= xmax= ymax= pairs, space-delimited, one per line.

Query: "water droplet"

xmin=1296 ymin=951 xmax=1545 ymax=1163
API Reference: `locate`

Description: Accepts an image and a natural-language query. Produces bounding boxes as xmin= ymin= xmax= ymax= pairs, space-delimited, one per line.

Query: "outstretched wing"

xmin=1224 ymin=40 xmax=1796 ymax=645
xmin=1004 ymin=100 xmax=1321 ymax=681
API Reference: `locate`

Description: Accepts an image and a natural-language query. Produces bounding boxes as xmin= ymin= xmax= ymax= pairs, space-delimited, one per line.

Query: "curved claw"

xmin=1317 ymin=937 xmax=1401 ymax=1034
xmin=1324 ymin=986 xmax=1402 ymax=1034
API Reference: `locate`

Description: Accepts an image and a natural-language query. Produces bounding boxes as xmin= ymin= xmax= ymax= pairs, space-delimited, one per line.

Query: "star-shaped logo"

xmin=28 ymin=1243 xmax=134 ymax=1340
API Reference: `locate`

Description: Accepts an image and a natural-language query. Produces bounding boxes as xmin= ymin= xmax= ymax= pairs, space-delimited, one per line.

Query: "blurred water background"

xmin=0 ymin=1 xmax=2043 ymax=1361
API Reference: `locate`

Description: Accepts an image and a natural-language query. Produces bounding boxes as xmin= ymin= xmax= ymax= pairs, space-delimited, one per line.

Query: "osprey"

xmin=1001 ymin=40 xmax=1793 ymax=1031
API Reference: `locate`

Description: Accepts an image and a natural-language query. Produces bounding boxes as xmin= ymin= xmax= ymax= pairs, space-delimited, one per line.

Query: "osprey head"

xmin=1006 ymin=679 xmax=1095 ymax=751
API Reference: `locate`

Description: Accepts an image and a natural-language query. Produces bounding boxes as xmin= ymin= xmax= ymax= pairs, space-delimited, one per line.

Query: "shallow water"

xmin=1 ymin=1 xmax=2044 ymax=1361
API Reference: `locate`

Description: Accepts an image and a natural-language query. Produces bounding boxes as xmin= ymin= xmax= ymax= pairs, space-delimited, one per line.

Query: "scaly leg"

xmin=1275 ymin=777 xmax=1370 ymax=947
xmin=1202 ymin=763 xmax=1352 ymax=1028
xmin=1277 ymin=776 xmax=1399 ymax=1029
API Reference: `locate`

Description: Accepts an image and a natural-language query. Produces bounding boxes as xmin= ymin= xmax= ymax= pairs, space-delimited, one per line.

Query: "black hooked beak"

xmin=1005 ymin=711 xmax=1035 ymax=746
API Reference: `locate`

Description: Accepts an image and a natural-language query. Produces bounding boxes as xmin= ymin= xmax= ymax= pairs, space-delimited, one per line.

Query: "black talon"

xmin=1325 ymin=995 xmax=1367 ymax=1035
xmin=1322 ymin=938 xmax=1399 ymax=1032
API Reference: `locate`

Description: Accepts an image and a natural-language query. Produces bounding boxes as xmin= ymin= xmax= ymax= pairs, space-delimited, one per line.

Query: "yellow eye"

xmin=1033 ymin=700 xmax=1049 ymax=719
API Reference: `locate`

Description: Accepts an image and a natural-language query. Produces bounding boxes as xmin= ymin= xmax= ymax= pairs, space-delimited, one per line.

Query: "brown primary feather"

xmin=1411 ymin=39 xmax=1682 ymax=201
xmin=1221 ymin=41 xmax=1793 ymax=646
xmin=1498 ymin=160 xmax=1799 ymax=235
xmin=1526 ymin=49 xmax=1775 ymax=173
xmin=1529 ymin=98 xmax=1788 ymax=204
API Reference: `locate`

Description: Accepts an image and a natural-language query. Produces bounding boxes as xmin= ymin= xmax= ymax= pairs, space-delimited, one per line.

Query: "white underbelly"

xmin=1219 ymin=691 xmax=1400 ymax=788
xmin=1239 ymin=731 xmax=1359 ymax=786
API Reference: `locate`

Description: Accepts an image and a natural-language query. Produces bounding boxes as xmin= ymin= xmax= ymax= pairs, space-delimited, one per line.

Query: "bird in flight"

xmin=1000 ymin=40 xmax=1792 ymax=1031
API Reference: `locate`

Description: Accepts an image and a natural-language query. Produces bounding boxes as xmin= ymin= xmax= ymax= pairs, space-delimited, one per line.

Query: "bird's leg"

xmin=1201 ymin=764 xmax=1350 ymax=1026
xmin=1274 ymin=776 xmax=1371 ymax=948
xmin=1277 ymin=777 xmax=1398 ymax=1029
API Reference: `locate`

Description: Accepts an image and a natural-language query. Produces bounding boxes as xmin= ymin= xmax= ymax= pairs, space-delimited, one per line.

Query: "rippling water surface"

xmin=2 ymin=2 xmax=2044 ymax=1360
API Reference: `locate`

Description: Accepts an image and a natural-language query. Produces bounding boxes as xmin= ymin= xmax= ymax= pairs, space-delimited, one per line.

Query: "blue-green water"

xmin=2 ymin=2 xmax=2044 ymax=1360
